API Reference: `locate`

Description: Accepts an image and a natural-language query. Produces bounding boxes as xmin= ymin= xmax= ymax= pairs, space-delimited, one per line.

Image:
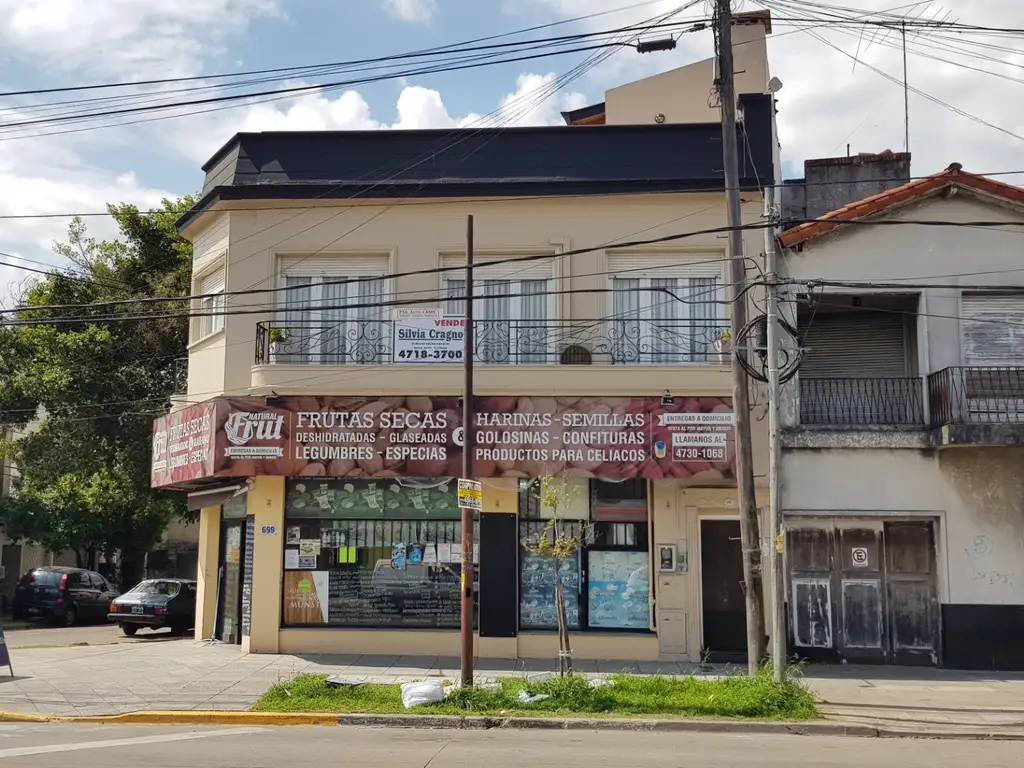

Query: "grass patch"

xmin=253 ymin=666 xmax=818 ymax=721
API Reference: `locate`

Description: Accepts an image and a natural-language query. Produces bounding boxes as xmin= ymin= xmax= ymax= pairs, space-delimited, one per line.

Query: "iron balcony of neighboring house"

xmin=798 ymin=376 xmax=926 ymax=428
xmin=254 ymin=319 xmax=729 ymax=366
xmin=928 ymin=366 xmax=1024 ymax=446
xmin=795 ymin=367 xmax=1024 ymax=447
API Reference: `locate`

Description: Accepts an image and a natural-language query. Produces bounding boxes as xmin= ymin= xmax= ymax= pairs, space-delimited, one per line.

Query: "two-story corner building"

xmin=151 ymin=13 xmax=781 ymax=661
xmin=777 ymin=162 xmax=1024 ymax=671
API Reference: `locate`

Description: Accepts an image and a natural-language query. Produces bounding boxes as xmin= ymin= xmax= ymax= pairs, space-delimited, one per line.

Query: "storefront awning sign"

xmin=151 ymin=395 xmax=736 ymax=488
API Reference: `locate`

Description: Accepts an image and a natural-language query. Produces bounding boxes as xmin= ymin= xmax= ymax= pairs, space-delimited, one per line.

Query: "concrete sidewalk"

xmin=0 ymin=641 xmax=1022 ymax=736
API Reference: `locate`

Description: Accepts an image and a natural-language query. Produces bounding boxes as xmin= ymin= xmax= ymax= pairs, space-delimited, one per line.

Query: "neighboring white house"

xmin=777 ymin=162 xmax=1024 ymax=671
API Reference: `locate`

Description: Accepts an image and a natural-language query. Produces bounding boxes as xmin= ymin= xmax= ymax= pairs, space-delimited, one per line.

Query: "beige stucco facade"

xmin=181 ymin=191 xmax=774 ymax=661
xmin=174 ymin=14 xmax=781 ymax=661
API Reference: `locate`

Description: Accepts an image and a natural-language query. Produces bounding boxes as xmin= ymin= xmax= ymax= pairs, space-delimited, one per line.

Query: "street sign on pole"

xmin=458 ymin=478 xmax=482 ymax=511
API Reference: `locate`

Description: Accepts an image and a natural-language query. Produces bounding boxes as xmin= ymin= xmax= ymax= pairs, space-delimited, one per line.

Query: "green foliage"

xmin=253 ymin=667 xmax=819 ymax=720
xmin=0 ymin=198 xmax=195 ymax=581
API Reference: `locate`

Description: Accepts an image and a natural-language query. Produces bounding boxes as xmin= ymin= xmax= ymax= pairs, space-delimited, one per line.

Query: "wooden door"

xmin=788 ymin=527 xmax=836 ymax=660
xmin=837 ymin=526 xmax=886 ymax=663
xmin=885 ymin=522 xmax=939 ymax=665
xmin=700 ymin=520 xmax=746 ymax=659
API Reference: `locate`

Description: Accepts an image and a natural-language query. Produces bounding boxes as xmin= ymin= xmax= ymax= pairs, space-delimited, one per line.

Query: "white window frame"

xmin=606 ymin=256 xmax=726 ymax=365
xmin=276 ymin=255 xmax=390 ymax=365
xmin=441 ymin=254 xmax=556 ymax=364
xmin=194 ymin=265 xmax=226 ymax=342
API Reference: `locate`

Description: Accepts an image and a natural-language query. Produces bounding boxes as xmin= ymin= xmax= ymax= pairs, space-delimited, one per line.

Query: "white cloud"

xmin=0 ymin=132 xmax=175 ymax=305
xmin=383 ymin=0 xmax=437 ymax=24
xmin=0 ymin=0 xmax=280 ymax=79
xmin=169 ymin=72 xmax=586 ymax=164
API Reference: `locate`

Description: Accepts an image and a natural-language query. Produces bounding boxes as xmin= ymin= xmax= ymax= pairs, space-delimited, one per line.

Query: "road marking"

xmin=0 ymin=726 xmax=265 ymax=759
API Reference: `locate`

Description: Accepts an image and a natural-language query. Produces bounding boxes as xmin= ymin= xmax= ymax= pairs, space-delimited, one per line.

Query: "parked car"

xmin=12 ymin=566 xmax=120 ymax=626
xmin=108 ymin=578 xmax=196 ymax=636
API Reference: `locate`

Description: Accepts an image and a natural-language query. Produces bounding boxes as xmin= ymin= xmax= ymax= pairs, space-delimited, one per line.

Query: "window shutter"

xmin=605 ymin=252 xmax=723 ymax=279
xmin=279 ymin=254 xmax=389 ymax=277
xmin=800 ymin=313 xmax=908 ymax=377
xmin=961 ymin=294 xmax=1024 ymax=366
xmin=199 ymin=269 xmax=225 ymax=294
xmin=440 ymin=253 xmax=554 ymax=281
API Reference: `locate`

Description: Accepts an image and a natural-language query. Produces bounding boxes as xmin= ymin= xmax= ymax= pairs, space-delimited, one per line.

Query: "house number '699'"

xmin=260 ymin=525 xmax=278 ymax=535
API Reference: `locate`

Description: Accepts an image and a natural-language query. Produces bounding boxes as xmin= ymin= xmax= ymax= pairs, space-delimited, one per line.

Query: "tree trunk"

xmin=118 ymin=552 xmax=144 ymax=590
xmin=554 ymin=559 xmax=573 ymax=676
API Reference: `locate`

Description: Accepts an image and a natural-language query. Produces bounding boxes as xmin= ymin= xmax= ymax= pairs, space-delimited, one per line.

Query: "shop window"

xmin=517 ymin=478 xmax=651 ymax=633
xmin=281 ymin=478 xmax=478 ymax=629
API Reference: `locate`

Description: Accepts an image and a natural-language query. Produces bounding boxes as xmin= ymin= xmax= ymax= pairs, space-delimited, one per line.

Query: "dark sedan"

xmin=108 ymin=578 xmax=196 ymax=637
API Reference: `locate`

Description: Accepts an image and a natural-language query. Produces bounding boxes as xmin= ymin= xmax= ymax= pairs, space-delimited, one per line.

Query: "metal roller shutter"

xmin=961 ymin=294 xmax=1024 ymax=366
xmin=800 ymin=313 xmax=908 ymax=377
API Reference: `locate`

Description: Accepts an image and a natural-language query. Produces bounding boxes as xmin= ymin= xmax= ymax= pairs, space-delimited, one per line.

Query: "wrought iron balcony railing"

xmin=928 ymin=366 xmax=1024 ymax=425
xmin=254 ymin=319 xmax=728 ymax=366
xmin=799 ymin=377 xmax=926 ymax=427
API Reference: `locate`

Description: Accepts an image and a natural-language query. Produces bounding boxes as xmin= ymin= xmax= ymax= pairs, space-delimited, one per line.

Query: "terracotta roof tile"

xmin=778 ymin=163 xmax=1024 ymax=247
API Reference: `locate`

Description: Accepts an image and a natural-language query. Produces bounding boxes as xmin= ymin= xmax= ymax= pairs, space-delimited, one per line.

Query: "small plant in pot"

xmin=714 ymin=329 xmax=732 ymax=363
xmin=268 ymin=326 xmax=291 ymax=358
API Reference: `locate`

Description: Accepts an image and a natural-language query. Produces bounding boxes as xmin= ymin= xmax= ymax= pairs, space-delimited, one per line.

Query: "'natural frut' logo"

xmin=223 ymin=411 xmax=285 ymax=459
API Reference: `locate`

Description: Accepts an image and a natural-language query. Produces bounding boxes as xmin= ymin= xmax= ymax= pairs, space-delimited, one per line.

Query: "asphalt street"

xmin=0 ymin=724 xmax=1018 ymax=767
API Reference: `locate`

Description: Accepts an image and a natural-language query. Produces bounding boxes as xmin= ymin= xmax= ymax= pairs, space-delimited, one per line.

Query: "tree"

xmin=521 ymin=476 xmax=589 ymax=677
xmin=0 ymin=198 xmax=194 ymax=585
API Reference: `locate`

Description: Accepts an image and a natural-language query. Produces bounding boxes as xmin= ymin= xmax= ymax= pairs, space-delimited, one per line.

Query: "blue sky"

xmin=0 ymin=0 xmax=1021 ymax=300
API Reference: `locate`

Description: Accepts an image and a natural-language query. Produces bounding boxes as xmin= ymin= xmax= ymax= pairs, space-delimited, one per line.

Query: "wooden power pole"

xmin=460 ymin=214 xmax=476 ymax=687
xmin=714 ymin=0 xmax=765 ymax=674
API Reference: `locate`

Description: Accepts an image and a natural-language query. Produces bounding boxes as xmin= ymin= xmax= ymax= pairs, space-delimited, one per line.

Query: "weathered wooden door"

xmin=885 ymin=522 xmax=940 ymax=666
xmin=787 ymin=520 xmax=938 ymax=665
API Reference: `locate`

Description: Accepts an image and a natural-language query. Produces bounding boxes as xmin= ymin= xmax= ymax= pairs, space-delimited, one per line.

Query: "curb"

xmin=1 ymin=709 xmax=1022 ymax=740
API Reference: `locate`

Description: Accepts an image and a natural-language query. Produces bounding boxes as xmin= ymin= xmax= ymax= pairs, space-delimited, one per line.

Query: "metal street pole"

xmin=764 ymin=184 xmax=786 ymax=682
xmin=715 ymin=0 xmax=765 ymax=674
xmin=460 ymin=214 xmax=476 ymax=688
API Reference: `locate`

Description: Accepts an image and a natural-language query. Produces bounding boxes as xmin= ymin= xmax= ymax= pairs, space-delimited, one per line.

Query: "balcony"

xmin=254 ymin=319 xmax=728 ymax=367
xmin=928 ymin=367 xmax=1024 ymax=446
xmin=799 ymin=377 xmax=925 ymax=427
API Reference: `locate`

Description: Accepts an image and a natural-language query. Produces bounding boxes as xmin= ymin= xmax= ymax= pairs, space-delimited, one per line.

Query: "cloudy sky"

xmin=1 ymin=0 xmax=1022 ymax=298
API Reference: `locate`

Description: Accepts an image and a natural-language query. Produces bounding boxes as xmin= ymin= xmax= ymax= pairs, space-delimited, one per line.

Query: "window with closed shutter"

xmin=197 ymin=269 xmax=226 ymax=338
xmin=276 ymin=255 xmax=390 ymax=364
xmin=605 ymin=254 xmax=725 ymax=364
xmin=800 ymin=313 xmax=908 ymax=377
xmin=960 ymin=294 xmax=1024 ymax=366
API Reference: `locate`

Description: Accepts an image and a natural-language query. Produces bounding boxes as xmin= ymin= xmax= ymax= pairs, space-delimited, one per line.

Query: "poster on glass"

xmin=587 ymin=550 xmax=650 ymax=630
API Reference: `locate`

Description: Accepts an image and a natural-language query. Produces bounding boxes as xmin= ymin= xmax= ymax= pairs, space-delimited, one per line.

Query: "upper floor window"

xmin=275 ymin=255 xmax=390 ymax=365
xmin=197 ymin=268 xmax=225 ymax=339
xmin=606 ymin=254 xmax=724 ymax=364
xmin=442 ymin=254 xmax=555 ymax=364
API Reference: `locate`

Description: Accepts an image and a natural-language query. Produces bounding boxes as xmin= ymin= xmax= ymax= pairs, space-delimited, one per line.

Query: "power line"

xmin=7 ymin=215 xmax=1024 ymax=317
xmin=0 ymin=0 xmax=682 ymax=99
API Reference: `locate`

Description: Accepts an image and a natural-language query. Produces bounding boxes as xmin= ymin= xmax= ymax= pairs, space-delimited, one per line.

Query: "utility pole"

xmin=460 ymin=214 xmax=476 ymax=688
xmin=764 ymin=184 xmax=786 ymax=682
xmin=715 ymin=0 xmax=765 ymax=674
